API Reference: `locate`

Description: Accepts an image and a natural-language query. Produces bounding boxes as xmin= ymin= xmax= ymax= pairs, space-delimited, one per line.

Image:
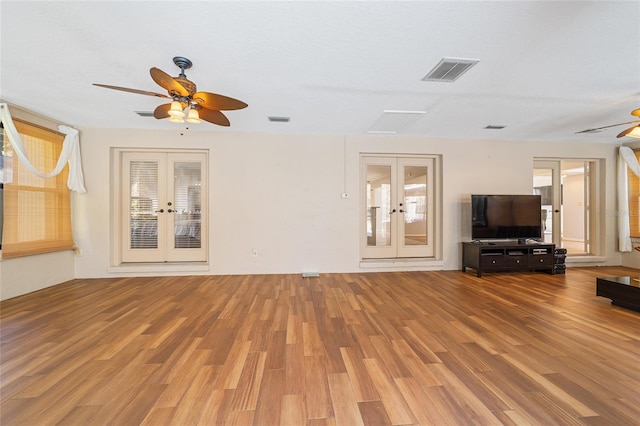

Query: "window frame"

xmin=1 ymin=118 xmax=75 ymax=258
xmin=628 ymin=148 xmax=640 ymax=238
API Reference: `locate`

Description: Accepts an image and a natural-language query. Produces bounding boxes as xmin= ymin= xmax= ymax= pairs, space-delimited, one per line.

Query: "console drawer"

xmin=480 ymin=255 xmax=506 ymax=268
xmin=530 ymin=254 xmax=553 ymax=266
xmin=505 ymin=255 xmax=527 ymax=267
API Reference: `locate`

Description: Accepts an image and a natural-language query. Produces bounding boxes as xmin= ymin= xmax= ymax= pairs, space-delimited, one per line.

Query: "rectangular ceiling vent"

xmin=135 ymin=111 xmax=154 ymax=117
xmin=422 ymin=58 xmax=479 ymax=82
xmin=268 ymin=116 xmax=290 ymax=122
xmin=367 ymin=110 xmax=427 ymax=134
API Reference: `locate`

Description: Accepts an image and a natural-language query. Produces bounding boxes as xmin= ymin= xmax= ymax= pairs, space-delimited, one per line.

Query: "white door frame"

xmin=361 ymin=154 xmax=435 ymax=259
xmin=117 ymin=149 xmax=208 ymax=264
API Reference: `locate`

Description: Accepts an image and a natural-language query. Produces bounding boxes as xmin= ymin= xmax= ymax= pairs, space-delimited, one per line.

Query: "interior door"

xmin=122 ymin=151 xmax=207 ymax=263
xmin=533 ymin=160 xmax=561 ymax=246
xmin=362 ymin=155 xmax=434 ymax=259
xmin=534 ymin=159 xmax=595 ymax=255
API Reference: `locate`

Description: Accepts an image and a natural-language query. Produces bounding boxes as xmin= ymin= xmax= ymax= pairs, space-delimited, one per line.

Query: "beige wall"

xmin=74 ymin=128 xmax=622 ymax=278
xmin=562 ymin=174 xmax=585 ymax=242
xmin=0 ymin=251 xmax=75 ymax=300
xmin=621 ymin=245 xmax=640 ymax=268
xmin=1 ymin=124 xmax=632 ymax=300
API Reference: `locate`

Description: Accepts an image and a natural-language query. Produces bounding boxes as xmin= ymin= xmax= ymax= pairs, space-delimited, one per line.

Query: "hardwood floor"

xmin=1 ymin=267 xmax=639 ymax=425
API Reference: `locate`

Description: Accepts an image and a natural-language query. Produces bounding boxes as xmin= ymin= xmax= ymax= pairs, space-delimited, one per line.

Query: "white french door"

xmin=533 ymin=159 xmax=598 ymax=255
xmin=121 ymin=151 xmax=207 ymax=263
xmin=362 ymin=155 xmax=435 ymax=259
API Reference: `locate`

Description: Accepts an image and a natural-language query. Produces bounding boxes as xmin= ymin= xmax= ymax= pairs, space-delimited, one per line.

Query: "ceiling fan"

xmin=575 ymin=108 xmax=640 ymax=138
xmin=93 ymin=56 xmax=247 ymax=126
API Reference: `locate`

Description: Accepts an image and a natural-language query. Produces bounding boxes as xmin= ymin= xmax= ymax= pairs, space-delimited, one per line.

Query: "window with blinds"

xmin=129 ymin=160 xmax=159 ymax=249
xmin=629 ymin=149 xmax=640 ymax=238
xmin=1 ymin=120 xmax=74 ymax=258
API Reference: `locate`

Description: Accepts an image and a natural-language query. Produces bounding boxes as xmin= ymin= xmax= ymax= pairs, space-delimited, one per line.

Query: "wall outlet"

xmin=251 ymin=248 xmax=258 ymax=257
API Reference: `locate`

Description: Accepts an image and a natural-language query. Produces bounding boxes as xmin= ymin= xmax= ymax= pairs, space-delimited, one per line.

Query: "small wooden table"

xmin=596 ymin=276 xmax=640 ymax=311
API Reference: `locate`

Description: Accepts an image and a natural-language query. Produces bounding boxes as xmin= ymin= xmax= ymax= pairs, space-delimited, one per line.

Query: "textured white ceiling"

xmin=1 ymin=1 xmax=639 ymax=143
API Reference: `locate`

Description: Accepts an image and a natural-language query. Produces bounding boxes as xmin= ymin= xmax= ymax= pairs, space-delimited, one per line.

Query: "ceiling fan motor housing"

xmin=174 ymin=77 xmax=197 ymax=96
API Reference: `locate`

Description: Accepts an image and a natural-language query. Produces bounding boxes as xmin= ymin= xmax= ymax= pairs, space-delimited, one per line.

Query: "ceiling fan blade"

xmin=617 ymin=125 xmax=640 ymax=138
xmin=575 ymin=120 xmax=640 ymax=134
xmin=198 ymin=109 xmax=230 ymax=126
xmin=150 ymin=67 xmax=189 ymax=97
xmin=93 ymin=84 xmax=170 ymax=99
xmin=193 ymin=92 xmax=248 ymax=111
xmin=153 ymin=103 xmax=172 ymax=119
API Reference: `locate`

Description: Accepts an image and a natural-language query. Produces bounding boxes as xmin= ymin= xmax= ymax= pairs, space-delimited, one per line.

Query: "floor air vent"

xmin=422 ymin=58 xmax=479 ymax=82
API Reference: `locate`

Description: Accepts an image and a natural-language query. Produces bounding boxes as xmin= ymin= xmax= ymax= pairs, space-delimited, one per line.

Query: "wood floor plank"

xmin=284 ymin=343 xmax=306 ymax=395
xmin=339 ymin=346 xmax=380 ymax=402
xmin=215 ymin=340 xmax=252 ymax=390
xmin=253 ymin=368 xmax=284 ymax=425
xmin=224 ymin=409 xmax=256 ymax=426
xmin=139 ymin=406 xmax=177 ymax=426
xmin=195 ymin=388 xmax=234 ymax=424
xmin=280 ymin=393 xmax=307 ymax=426
xmin=304 ymin=355 xmax=334 ymax=419
xmin=1 ymin=266 xmax=638 ymax=425
xmin=327 ymin=372 xmax=364 ymax=426
xmin=394 ymin=377 xmax=449 ymax=425
xmin=230 ymin=351 xmax=267 ymax=411
xmin=363 ymin=357 xmax=417 ymax=425
xmin=357 ymin=400 xmax=393 ymax=425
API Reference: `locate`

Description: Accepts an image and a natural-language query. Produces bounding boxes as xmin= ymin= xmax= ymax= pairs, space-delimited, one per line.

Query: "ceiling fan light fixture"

xmin=186 ymin=108 xmax=201 ymax=124
xmin=627 ymin=126 xmax=640 ymax=138
xmin=169 ymin=101 xmax=184 ymax=118
xmin=94 ymin=57 xmax=247 ymax=127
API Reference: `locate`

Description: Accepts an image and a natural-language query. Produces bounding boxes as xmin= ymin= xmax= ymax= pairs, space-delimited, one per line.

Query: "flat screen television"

xmin=471 ymin=194 xmax=542 ymax=241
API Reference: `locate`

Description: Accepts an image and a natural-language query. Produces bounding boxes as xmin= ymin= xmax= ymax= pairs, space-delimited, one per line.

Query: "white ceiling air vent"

xmin=367 ymin=110 xmax=427 ymax=134
xmin=135 ymin=111 xmax=154 ymax=117
xmin=422 ymin=58 xmax=479 ymax=82
xmin=268 ymin=116 xmax=290 ymax=122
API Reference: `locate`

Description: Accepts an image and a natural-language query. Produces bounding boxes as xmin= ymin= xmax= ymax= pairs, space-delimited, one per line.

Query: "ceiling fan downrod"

xmin=173 ymin=56 xmax=192 ymax=78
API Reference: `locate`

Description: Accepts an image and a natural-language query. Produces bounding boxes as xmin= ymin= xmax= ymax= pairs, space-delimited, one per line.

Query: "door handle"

xmin=390 ymin=209 xmax=396 ymax=214
xmin=167 ymin=209 xmax=174 ymax=213
xmin=155 ymin=209 xmax=164 ymax=213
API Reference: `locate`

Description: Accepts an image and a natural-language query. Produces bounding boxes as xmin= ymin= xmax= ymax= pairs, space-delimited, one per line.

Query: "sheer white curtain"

xmin=618 ymin=146 xmax=640 ymax=252
xmin=0 ymin=103 xmax=86 ymax=193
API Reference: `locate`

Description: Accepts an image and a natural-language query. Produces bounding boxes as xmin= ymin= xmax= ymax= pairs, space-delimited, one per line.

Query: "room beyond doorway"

xmin=533 ymin=159 xmax=600 ymax=256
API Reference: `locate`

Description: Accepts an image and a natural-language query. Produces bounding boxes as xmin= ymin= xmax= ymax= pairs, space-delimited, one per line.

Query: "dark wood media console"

xmin=462 ymin=242 xmax=555 ymax=277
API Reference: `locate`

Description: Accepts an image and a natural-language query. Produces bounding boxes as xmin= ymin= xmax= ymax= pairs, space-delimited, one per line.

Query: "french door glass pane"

xmin=366 ymin=165 xmax=391 ymax=247
xmin=533 ymin=166 xmax=554 ymax=244
xmin=560 ymin=161 xmax=588 ymax=255
xmin=173 ymin=162 xmax=202 ymax=249
xmin=130 ymin=161 xmax=158 ymax=249
xmin=403 ymin=166 xmax=427 ymax=246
